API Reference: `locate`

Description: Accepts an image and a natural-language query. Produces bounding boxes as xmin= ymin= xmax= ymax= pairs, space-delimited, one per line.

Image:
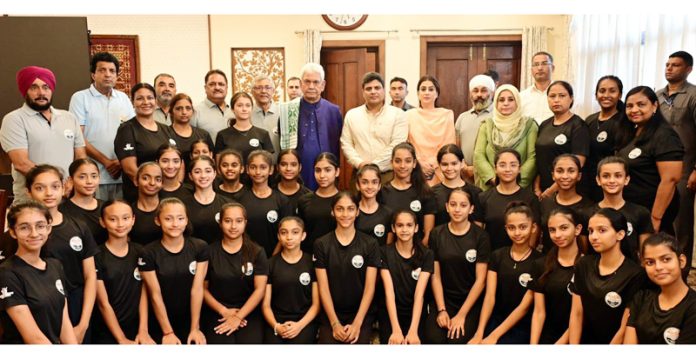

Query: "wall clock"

xmin=322 ymin=15 xmax=368 ymax=31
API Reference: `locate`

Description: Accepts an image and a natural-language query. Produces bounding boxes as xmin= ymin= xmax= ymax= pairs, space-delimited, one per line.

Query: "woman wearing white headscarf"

xmin=473 ymin=85 xmax=538 ymax=190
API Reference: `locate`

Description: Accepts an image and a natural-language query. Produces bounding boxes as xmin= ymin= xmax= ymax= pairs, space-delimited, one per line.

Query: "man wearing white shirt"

xmin=340 ymin=72 xmax=408 ymax=179
xmin=520 ymin=51 xmax=555 ymax=125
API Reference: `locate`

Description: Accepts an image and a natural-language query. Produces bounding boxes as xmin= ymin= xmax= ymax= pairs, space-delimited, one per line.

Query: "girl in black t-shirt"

xmin=62 ymin=158 xmax=107 ymax=245
xmin=26 ymin=165 xmax=98 ymax=343
xmin=529 ymin=207 xmax=582 ymax=344
xmin=380 ymin=142 xmax=435 ymax=246
xmin=569 ymin=208 xmax=645 ymax=344
xmin=157 ymin=144 xmax=190 ymax=200
xmin=470 ymin=201 xmax=541 ymax=344
xmin=314 ymin=192 xmax=380 ymax=344
xmin=237 ymin=150 xmax=292 ymax=256
xmin=275 ymin=149 xmax=311 ymax=212
xmin=0 ymin=201 xmax=77 ymax=344
xmin=203 ymin=202 xmax=268 ymax=344
xmin=139 ymin=198 xmax=208 ymax=344
xmin=216 ymin=148 xmax=246 ymax=200
xmin=129 ymin=162 xmax=163 ymax=246
xmin=262 ymin=216 xmax=319 ymax=344
xmin=190 ymin=138 xmax=213 ymax=160
xmin=432 ymin=144 xmax=482 ymax=227
xmin=355 ymin=164 xmax=393 ymax=246
xmin=381 ymin=210 xmax=433 ymax=344
xmin=214 ymin=92 xmax=274 ymax=161
xmin=168 ymin=93 xmax=214 ymax=170
xmin=625 ymin=233 xmax=696 ymax=344
xmin=297 ymin=152 xmax=340 ymax=254
xmin=93 ymin=200 xmax=154 ymax=344
xmin=425 ymin=188 xmax=490 ymax=344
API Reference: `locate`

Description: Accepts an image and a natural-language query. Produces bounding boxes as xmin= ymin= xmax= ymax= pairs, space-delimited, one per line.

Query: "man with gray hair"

xmin=251 ymin=74 xmax=281 ymax=156
xmin=454 ymin=74 xmax=495 ymax=182
xmin=153 ymin=73 xmax=176 ymax=125
xmin=279 ymin=62 xmax=342 ymax=190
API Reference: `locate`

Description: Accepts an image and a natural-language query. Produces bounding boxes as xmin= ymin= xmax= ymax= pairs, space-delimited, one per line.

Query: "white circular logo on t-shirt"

xmin=627 ymin=222 xmax=634 ymax=236
xmin=410 ymin=200 xmax=422 ymax=212
xmin=69 ymin=236 xmax=83 ymax=251
xmin=567 ymin=274 xmax=575 ymax=295
xmin=312 ymin=254 xmax=316 ymax=262
xmin=605 ymin=291 xmax=622 ymax=308
xmin=299 ymin=272 xmax=311 ymax=286
xmin=249 ymin=138 xmax=260 ymax=147
xmin=465 ymin=249 xmax=477 ymax=263
xmin=518 ymin=273 xmax=532 ymax=287
xmin=628 ymin=148 xmax=642 ymax=159
xmin=189 ymin=261 xmax=197 ymax=275
xmin=55 ymin=279 xmax=65 ymax=295
xmin=133 ymin=268 xmax=141 ymax=281
xmin=596 ymin=131 xmax=608 ymax=143
xmin=266 ymin=210 xmax=278 ymax=223
xmin=664 ymin=327 xmax=680 ymax=344
xmin=351 ymin=255 xmax=364 ymax=269
xmin=554 ymin=134 xmax=568 ymax=145
xmin=411 ymin=267 xmax=422 ymax=281
xmin=64 ymin=129 xmax=75 ymax=141
xmin=374 ymin=224 xmax=386 ymax=238
xmin=215 ymin=212 xmax=221 ymax=223
xmin=242 ymin=262 xmax=254 ymax=276
xmin=168 ymin=138 xmax=177 ymax=146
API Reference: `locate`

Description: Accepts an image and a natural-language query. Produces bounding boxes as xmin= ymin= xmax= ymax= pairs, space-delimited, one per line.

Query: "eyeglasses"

xmin=253 ymin=86 xmax=274 ymax=91
xmin=532 ymin=61 xmax=552 ymax=68
xmin=14 ymin=222 xmax=49 ymax=235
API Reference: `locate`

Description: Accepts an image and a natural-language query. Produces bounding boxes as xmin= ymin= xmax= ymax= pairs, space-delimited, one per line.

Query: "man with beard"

xmin=520 ymin=51 xmax=555 ymax=125
xmin=153 ymin=73 xmax=177 ymax=125
xmin=454 ymin=74 xmax=495 ymax=183
xmin=389 ymin=77 xmax=414 ymax=111
xmin=1 ymin=66 xmax=86 ymax=202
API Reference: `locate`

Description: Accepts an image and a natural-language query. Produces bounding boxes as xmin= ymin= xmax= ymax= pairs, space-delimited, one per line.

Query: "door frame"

xmin=321 ymin=40 xmax=386 ymax=74
xmin=419 ymin=35 xmax=522 ymax=77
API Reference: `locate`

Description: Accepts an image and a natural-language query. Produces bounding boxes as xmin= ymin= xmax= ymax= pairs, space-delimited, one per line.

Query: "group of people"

xmin=0 ymin=48 xmax=695 ymax=345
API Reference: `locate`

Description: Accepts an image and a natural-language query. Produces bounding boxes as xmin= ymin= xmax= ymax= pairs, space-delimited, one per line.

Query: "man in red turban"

xmin=16 ymin=66 xmax=57 ymax=112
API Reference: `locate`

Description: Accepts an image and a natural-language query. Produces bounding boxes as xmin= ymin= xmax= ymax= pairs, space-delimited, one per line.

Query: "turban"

xmin=469 ymin=74 xmax=495 ymax=93
xmin=16 ymin=66 xmax=56 ymax=96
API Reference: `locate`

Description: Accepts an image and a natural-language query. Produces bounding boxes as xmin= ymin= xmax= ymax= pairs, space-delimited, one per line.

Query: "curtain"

xmin=569 ymin=14 xmax=696 ymax=117
xmin=521 ymin=26 xmax=549 ymax=90
xmin=304 ymin=29 xmax=322 ymax=64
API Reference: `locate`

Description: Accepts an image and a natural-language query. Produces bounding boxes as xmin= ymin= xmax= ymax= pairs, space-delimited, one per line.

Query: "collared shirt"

xmin=390 ymin=101 xmax=414 ymax=111
xmin=69 ymin=84 xmax=134 ymax=185
xmin=455 ymin=105 xmax=493 ymax=166
xmin=0 ymin=104 xmax=85 ymax=201
xmin=657 ymin=81 xmax=696 ymax=173
xmin=340 ymin=104 xmax=407 ymax=171
xmin=251 ymin=102 xmax=281 ymax=157
xmin=520 ymin=84 xmax=553 ymax=125
xmin=153 ymin=107 xmax=171 ymax=126
xmin=190 ymin=98 xmax=233 ymax=144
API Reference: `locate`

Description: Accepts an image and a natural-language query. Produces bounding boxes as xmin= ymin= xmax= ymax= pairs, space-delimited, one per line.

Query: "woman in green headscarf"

xmin=473 ymin=84 xmax=538 ymax=190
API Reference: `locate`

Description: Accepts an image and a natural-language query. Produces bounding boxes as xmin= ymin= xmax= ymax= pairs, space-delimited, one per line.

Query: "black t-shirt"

xmin=569 ymin=254 xmax=645 ymax=344
xmin=380 ymin=244 xmax=434 ymax=317
xmin=42 ymin=214 xmax=99 ymax=294
xmin=267 ymin=252 xmax=315 ymax=322
xmin=130 ymin=203 xmax=162 ymax=246
xmin=431 ymin=183 xmax=483 ymax=226
xmin=182 ymin=192 xmax=234 ymax=244
xmin=0 ymin=231 xmax=17 ymax=266
xmin=139 ymin=237 xmax=209 ymax=337
xmin=168 ymin=126 xmax=214 ymax=169
xmin=297 ymin=192 xmax=337 ymax=254
xmin=236 ymin=189 xmax=292 ymax=256
xmin=93 ymin=242 xmax=144 ymax=342
xmin=592 ymin=202 xmax=653 ymax=263
xmin=488 ymin=246 xmax=542 ymax=327
xmin=429 ymin=223 xmax=491 ymax=311
xmin=214 ymin=126 xmax=274 ymax=162
xmin=159 ymin=182 xmax=193 ymax=201
xmin=59 ymin=199 xmax=107 ymax=246
xmin=535 ymin=115 xmax=590 ymax=191
xmin=527 ymin=256 xmax=575 ymax=343
xmin=585 ymin=112 xmax=622 ymax=201
xmin=628 ymin=288 xmax=696 ymax=344
xmin=313 ymin=231 xmax=380 ymax=321
xmin=479 ymin=186 xmax=540 ymax=251
xmin=379 ymin=182 xmax=436 ymax=240
xmin=214 ymin=183 xmax=247 ymax=202
xmin=617 ymin=122 xmax=684 ymax=211
xmin=114 ymin=118 xmax=175 ymax=202
xmin=540 ymin=194 xmax=594 ymax=253
xmin=206 ymin=240 xmax=268 ymax=310
xmin=356 ymin=205 xmax=393 ymax=246
xmin=0 ymin=257 xmax=67 ymax=344
xmin=275 ymin=185 xmax=312 ymax=215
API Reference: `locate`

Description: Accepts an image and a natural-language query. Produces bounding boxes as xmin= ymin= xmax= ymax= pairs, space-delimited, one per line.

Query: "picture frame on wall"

xmin=89 ymin=34 xmax=140 ymax=96
xmin=231 ymin=47 xmax=286 ymax=102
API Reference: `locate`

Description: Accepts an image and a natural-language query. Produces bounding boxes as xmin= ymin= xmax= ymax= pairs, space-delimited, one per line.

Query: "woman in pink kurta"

xmin=407 ymin=75 xmax=456 ymax=186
